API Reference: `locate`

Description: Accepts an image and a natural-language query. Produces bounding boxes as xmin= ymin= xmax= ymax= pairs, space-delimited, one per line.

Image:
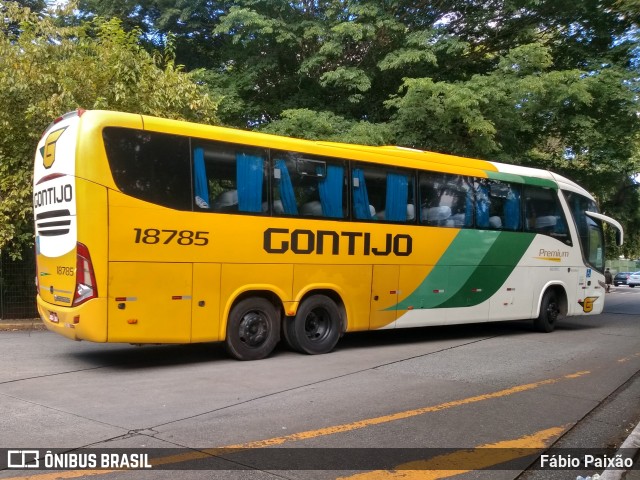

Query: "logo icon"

xmin=41 ymin=127 xmax=67 ymax=169
xmin=578 ymin=296 xmax=598 ymax=313
xmin=7 ymin=450 xmax=40 ymax=468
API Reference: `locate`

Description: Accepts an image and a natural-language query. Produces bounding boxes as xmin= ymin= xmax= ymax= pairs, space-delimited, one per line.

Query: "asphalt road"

xmin=1 ymin=287 xmax=639 ymax=480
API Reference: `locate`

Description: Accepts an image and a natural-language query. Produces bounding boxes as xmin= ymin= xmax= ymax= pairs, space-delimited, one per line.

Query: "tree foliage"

xmin=0 ymin=2 xmax=220 ymax=257
xmin=4 ymin=0 xmax=640 ymax=258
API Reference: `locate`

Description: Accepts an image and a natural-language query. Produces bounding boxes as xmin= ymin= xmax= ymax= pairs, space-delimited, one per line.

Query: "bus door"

xmin=107 ymin=262 xmax=192 ymax=343
xmin=370 ymin=265 xmax=399 ymax=329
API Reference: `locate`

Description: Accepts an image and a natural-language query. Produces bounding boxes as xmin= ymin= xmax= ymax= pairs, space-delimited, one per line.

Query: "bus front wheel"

xmin=225 ymin=298 xmax=280 ymax=361
xmin=286 ymin=295 xmax=341 ymax=355
xmin=534 ymin=290 xmax=561 ymax=333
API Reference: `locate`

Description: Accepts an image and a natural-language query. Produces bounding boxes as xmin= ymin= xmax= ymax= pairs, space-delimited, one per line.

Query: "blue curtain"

xmin=318 ymin=164 xmax=344 ymax=218
xmin=193 ymin=147 xmax=209 ymax=208
xmin=275 ymin=159 xmax=298 ymax=215
xmin=504 ymin=187 xmax=521 ymax=230
xmin=464 ymin=185 xmax=474 ymax=227
xmin=236 ymin=153 xmax=264 ymax=213
xmin=385 ymin=173 xmax=408 ymax=221
xmin=353 ymin=168 xmax=372 ymax=219
xmin=476 ymin=183 xmax=490 ymax=228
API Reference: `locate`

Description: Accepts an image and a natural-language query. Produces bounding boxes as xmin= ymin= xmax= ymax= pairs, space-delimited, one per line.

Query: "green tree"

xmin=261 ymin=108 xmax=392 ymax=145
xmin=49 ymin=0 xmax=640 ymax=256
xmin=0 ymin=2 xmax=220 ymax=257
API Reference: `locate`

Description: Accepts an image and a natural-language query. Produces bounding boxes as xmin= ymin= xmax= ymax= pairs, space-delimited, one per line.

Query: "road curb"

xmin=599 ymin=417 xmax=640 ymax=480
xmin=0 ymin=319 xmax=45 ymax=331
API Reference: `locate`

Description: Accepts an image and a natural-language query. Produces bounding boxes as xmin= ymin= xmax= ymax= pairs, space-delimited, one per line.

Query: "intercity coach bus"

xmin=33 ymin=110 xmax=623 ymax=360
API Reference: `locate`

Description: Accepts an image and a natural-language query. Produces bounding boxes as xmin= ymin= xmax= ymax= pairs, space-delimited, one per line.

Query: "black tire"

xmin=225 ymin=297 xmax=280 ymax=361
xmin=289 ymin=295 xmax=342 ymax=355
xmin=630 ymin=284 xmax=635 ymax=288
xmin=282 ymin=315 xmax=302 ymax=352
xmin=534 ymin=290 xmax=562 ymax=333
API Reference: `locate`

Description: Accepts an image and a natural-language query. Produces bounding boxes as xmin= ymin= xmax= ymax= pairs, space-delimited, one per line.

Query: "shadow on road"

xmin=66 ymin=316 xmax=603 ymax=370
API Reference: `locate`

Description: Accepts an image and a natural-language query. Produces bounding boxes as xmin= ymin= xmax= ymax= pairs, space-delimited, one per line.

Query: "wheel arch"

xmin=296 ymin=287 xmax=347 ymax=333
xmin=534 ymin=283 xmax=568 ymax=318
xmin=221 ymin=287 xmax=285 ymax=341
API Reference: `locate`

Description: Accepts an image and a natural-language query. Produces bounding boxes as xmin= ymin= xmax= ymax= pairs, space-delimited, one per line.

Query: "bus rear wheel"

xmin=225 ymin=297 xmax=279 ymax=361
xmin=286 ymin=295 xmax=341 ymax=355
xmin=534 ymin=290 xmax=561 ymax=333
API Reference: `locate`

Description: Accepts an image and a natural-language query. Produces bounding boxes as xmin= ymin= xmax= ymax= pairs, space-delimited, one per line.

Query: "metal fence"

xmin=606 ymin=258 xmax=640 ymax=274
xmin=0 ymin=248 xmax=38 ymax=319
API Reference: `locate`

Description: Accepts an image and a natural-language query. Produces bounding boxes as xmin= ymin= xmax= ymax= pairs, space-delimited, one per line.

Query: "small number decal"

xmin=133 ymin=228 xmax=209 ymax=246
xmin=56 ymin=266 xmax=74 ymax=276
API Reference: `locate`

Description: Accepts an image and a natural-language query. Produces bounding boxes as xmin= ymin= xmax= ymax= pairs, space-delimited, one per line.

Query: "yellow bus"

xmin=33 ymin=110 xmax=623 ymax=360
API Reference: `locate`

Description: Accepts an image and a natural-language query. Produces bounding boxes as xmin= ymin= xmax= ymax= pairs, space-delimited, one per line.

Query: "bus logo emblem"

xmin=42 ymin=127 xmax=67 ymax=169
xmin=578 ymin=296 xmax=598 ymax=313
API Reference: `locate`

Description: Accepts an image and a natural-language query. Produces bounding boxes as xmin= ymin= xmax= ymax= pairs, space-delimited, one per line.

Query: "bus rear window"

xmin=103 ymin=127 xmax=191 ymax=210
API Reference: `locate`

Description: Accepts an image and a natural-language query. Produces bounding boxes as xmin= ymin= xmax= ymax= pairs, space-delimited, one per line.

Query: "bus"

xmin=33 ymin=110 xmax=623 ymax=360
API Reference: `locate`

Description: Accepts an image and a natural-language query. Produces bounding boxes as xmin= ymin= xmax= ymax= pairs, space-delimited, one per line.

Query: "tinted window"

xmin=419 ymin=173 xmax=472 ymax=227
xmin=352 ymin=164 xmax=415 ymax=223
xmin=273 ymin=152 xmax=347 ymax=218
xmin=524 ymin=186 xmax=571 ymax=244
xmin=563 ymin=191 xmax=603 ymax=269
xmin=193 ymin=141 xmax=267 ymax=214
xmin=103 ymin=128 xmax=191 ymax=210
xmin=473 ymin=179 xmax=522 ymax=231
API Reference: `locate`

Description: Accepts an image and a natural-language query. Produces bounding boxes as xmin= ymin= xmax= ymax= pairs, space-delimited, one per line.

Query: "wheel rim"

xmin=238 ymin=311 xmax=269 ymax=347
xmin=304 ymin=308 xmax=330 ymax=343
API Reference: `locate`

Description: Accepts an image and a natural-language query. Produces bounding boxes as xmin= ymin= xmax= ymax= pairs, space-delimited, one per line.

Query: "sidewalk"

xmin=598 ymin=388 xmax=640 ymax=480
xmin=617 ymin=420 xmax=640 ymax=479
xmin=0 ymin=318 xmax=45 ymax=331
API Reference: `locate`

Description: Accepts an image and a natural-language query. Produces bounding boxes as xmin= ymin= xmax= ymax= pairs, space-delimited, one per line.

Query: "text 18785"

xmin=133 ymin=228 xmax=209 ymax=246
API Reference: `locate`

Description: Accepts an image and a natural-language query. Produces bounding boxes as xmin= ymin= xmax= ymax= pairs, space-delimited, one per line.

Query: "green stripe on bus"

xmin=394 ymin=230 xmax=495 ymax=310
xmin=486 ymin=170 xmax=557 ymax=190
xmin=485 ymin=171 xmax=526 ymax=184
xmin=436 ymin=231 xmax=535 ymax=308
xmin=393 ymin=230 xmax=535 ymax=311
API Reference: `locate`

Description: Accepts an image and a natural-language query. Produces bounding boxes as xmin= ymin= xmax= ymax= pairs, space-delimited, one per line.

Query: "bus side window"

xmin=103 ymin=127 xmax=192 ymax=210
xmin=475 ymin=180 xmax=491 ymax=229
xmin=419 ymin=172 xmax=471 ymax=228
xmin=503 ymin=184 xmax=522 ymax=230
xmin=192 ymin=141 xmax=267 ymax=214
xmin=272 ymin=152 xmax=346 ymax=219
xmin=353 ymin=165 xmax=415 ymax=223
xmin=524 ymin=186 xmax=571 ymax=243
xmin=476 ymin=179 xmax=522 ymax=231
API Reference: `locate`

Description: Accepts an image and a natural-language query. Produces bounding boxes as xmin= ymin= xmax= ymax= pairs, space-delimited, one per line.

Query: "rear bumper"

xmin=37 ymin=295 xmax=107 ymax=342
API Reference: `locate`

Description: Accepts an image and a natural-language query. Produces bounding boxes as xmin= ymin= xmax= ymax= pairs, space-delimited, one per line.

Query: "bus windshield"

xmin=563 ymin=190 xmax=604 ymax=272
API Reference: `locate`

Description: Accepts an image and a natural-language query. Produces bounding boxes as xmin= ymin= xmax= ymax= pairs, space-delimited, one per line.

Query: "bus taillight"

xmin=73 ymin=242 xmax=98 ymax=306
